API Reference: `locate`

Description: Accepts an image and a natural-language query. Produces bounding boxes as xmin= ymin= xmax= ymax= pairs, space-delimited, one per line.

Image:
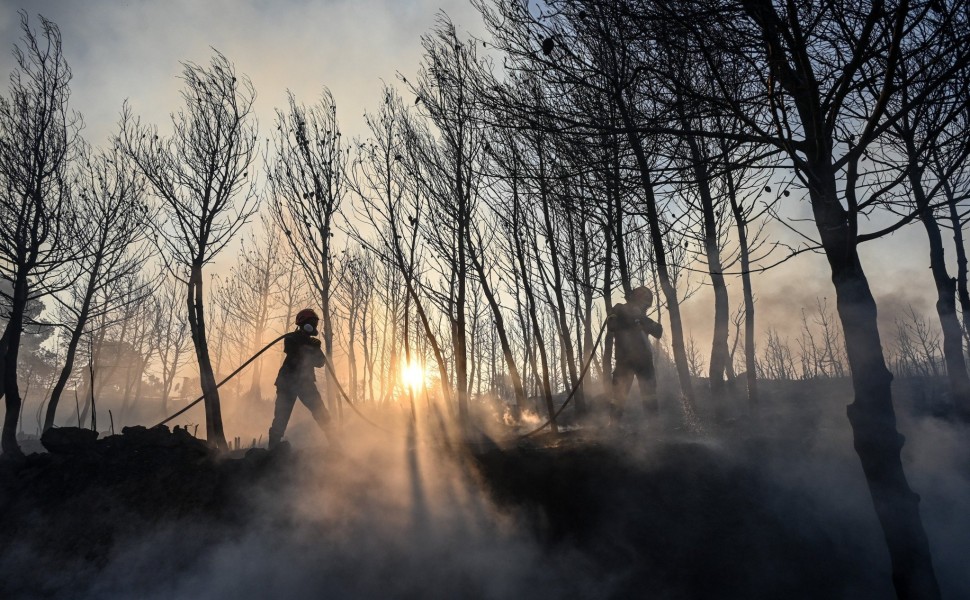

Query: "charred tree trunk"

xmin=814 ymin=161 xmax=940 ymax=600
xmin=601 ymin=199 xmax=616 ymax=386
xmin=913 ymin=180 xmax=970 ymax=417
xmin=0 ymin=329 xmax=8 ymax=427
xmin=513 ymin=191 xmax=557 ymax=433
xmin=348 ymin=305 xmax=359 ymax=403
xmin=513 ymin=267 xmax=537 ymax=417
xmin=576 ymin=214 xmax=595 ymax=409
xmin=738 ymin=0 xmax=941 ymax=590
xmin=683 ymin=126 xmax=731 ymax=405
xmin=403 ymin=291 xmax=417 ymax=420
xmin=395 ymin=236 xmax=453 ymax=409
xmin=187 ymin=263 xmax=227 ymax=449
xmin=78 ymin=331 xmax=104 ymax=426
xmin=321 ymin=268 xmax=339 ymax=420
xmin=726 ymin=170 xmax=759 ymax=408
xmin=454 ymin=238 xmax=470 ymax=429
xmin=364 ymin=304 xmax=376 ymax=405
xmin=944 ymin=179 xmax=970 ymax=346
xmin=536 ymin=154 xmax=583 ymax=413
xmin=1 ymin=273 xmax=29 ymax=456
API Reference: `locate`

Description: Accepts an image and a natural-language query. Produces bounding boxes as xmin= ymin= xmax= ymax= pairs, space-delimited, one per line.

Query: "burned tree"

xmin=120 ymin=51 xmax=258 ymax=449
xmin=673 ymin=1 xmax=970 ymax=596
xmin=0 ymin=13 xmax=80 ymax=456
xmin=43 ymin=143 xmax=152 ymax=431
xmin=880 ymin=17 xmax=970 ymax=414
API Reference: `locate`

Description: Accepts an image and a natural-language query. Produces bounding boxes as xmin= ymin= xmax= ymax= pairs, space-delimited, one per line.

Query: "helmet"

xmin=295 ymin=308 xmax=319 ymax=326
xmin=626 ymin=286 xmax=653 ymax=306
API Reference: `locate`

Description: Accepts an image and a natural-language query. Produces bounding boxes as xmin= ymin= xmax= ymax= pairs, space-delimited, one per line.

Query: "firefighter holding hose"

xmin=608 ymin=286 xmax=663 ymax=425
xmin=268 ymin=308 xmax=334 ymax=449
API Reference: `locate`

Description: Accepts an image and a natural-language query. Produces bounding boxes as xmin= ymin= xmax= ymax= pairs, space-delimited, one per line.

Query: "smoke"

xmin=36 ymin=419 xmax=592 ymax=600
xmin=3 ymin=378 xmax=967 ymax=600
xmin=732 ymin=379 xmax=970 ymax=599
xmin=899 ymin=413 xmax=970 ymax=599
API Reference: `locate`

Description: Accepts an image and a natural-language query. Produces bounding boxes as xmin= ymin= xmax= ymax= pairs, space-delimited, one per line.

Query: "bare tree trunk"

xmin=348 ymin=305 xmax=359 ymax=403
xmin=573 ymin=213 xmax=595 ymax=373
xmin=454 ymin=232 xmax=470 ymax=429
xmin=811 ymin=160 xmax=940 ymax=599
xmin=536 ymin=147 xmax=583 ymax=413
xmin=79 ymin=332 xmax=104 ymax=426
xmin=737 ymin=1 xmax=943 ymax=585
xmin=513 ymin=269 xmax=535 ymax=416
xmin=44 ymin=299 xmax=92 ymax=431
xmin=188 ymin=264 xmax=227 ymax=449
xmin=399 ymin=256 xmax=453 ymax=408
xmin=1 ymin=274 xmax=28 ymax=456
xmin=322 ymin=282 xmax=339 ymax=420
xmin=469 ymin=303 xmax=479 ymax=402
xmin=247 ymin=274 xmax=273 ymax=402
xmin=365 ymin=304 xmax=376 ymax=405
xmin=601 ymin=199 xmax=616 ymax=386
xmin=915 ymin=183 xmax=970 ymax=415
xmin=514 ymin=195 xmax=557 ymax=433
xmin=403 ymin=292 xmax=417 ymax=420
xmin=726 ymin=170 xmax=759 ymax=408
xmin=944 ymin=179 xmax=970 ymax=346
xmin=682 ymin=126 xmax=731 ymax=408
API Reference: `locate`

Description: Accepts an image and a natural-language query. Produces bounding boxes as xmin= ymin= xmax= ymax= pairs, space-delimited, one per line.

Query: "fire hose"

xmin=154 ymin=331 xmax=393 ymax=434
xmin=154 ymin=332 xmax=292 ymax=428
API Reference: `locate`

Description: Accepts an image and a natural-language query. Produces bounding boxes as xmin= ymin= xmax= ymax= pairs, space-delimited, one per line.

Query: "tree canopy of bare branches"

xmin=119 ymin=51 xmax=259 ymax=449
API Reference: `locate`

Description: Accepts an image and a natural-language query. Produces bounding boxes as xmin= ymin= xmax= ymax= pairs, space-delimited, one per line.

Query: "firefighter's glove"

xmin=308 ymin=337 xmax=322 ymax=347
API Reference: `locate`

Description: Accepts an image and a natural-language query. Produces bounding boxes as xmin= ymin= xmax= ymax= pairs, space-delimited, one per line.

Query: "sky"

xmin=0 ymin=0 xmax=486 ymax=147
xmin=0 ymin=0 xmax=948 ymax=346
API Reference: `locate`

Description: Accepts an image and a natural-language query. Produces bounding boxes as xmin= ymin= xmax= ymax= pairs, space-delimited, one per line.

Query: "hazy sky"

xmin=0 ymin=0 xmax=485 ymax=146
xmin=0 ymin=0 xmax=947 ymax=342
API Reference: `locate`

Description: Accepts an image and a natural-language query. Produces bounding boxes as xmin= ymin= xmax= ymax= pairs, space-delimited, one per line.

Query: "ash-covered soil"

xmin=0 ymin=379 xmax=967 ymax=600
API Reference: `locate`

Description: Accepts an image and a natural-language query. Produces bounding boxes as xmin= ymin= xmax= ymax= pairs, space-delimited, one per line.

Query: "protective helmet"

xmin=295 ymin=308 xmax=319 ymax=326
xmin=626 ymin=286 xmax=653 ymax=306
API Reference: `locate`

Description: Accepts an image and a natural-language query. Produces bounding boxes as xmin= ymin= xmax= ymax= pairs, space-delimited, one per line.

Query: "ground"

xmin=0 ymin=378 xmax=967 ymax=599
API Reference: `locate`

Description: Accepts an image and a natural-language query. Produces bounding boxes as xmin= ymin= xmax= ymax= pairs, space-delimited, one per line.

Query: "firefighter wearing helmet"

xmin=607 ymin=286 xmax=663 ymax=424
xmin=268 ymin=308 xmax=333 ymax=448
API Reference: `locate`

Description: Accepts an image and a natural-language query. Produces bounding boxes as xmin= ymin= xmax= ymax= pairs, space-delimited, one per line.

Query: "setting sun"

xmin=400 ymin=360 xmax=425 ymax=391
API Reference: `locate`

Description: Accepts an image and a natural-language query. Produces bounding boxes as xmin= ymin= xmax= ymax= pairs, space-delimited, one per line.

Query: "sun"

xmin=400 ymin=360 xmax=426 ymax=391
